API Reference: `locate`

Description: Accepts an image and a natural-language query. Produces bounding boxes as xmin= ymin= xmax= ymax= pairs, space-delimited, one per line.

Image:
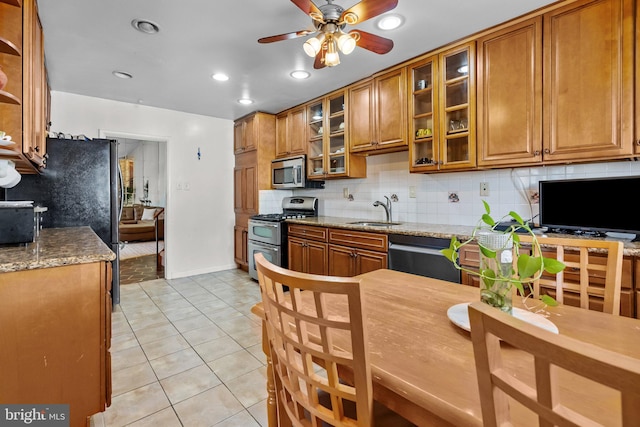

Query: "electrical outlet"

xmin=343 ymin=187 xmax=349 ymax=198
xmin=409 ymin=186 xmax=416 ymax=198
xmin=176 ymin=182 xmax=183 ymax=190
xmin=480 ymin=182 xmax=489 ymax=196
xmin=184 ymin=182 xmax=191 ymax=191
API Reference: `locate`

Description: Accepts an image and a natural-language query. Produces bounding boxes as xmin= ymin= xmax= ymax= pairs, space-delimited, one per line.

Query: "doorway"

xmin=100 ymin=130 xmax=168 ymax=284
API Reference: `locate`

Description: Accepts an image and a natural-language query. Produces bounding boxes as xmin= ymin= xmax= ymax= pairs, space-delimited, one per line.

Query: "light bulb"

xmin=303 ymin=34 xmax=325 ymax=57
xmin=337 ymin=33 xmax=356 ymax=55
xmin=325 ymin=40 xmax=340 ymax=67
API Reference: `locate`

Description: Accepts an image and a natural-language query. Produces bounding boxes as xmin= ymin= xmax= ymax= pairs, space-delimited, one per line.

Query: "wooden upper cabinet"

xmin=349 ymin=68 xmax=407 ymax=154
xmin=543 ymin=0 xmax=634 ymax=162
xmin=636 ymin=0 xmax=640 ymax=154
xmin=234 ymin=113 xmax=257 ymax=153
xmin=275 ymin=106 xmax=306 ymax=158
xmin=477 ymin=17 xmax=543 ymax=167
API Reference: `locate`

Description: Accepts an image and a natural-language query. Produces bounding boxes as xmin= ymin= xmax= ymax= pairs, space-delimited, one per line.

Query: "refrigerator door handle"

xmin=117 ymin=163 xmax=124 ymax=222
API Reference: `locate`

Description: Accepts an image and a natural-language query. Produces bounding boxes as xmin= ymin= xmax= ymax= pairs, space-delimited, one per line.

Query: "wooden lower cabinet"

xmin=234 ymin=225 xmax=248 ymax=267
xmin=328 ymin=244 xmax=387 ymax=277
xmin=0 ymin=261 xmax=112 ymax=426
xmin=288 ymin=236 xmax=328 ymax=275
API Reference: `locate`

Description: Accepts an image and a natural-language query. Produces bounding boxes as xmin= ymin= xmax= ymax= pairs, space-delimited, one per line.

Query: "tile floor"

xmin=92 ymin=268 xmax=268 ymax=427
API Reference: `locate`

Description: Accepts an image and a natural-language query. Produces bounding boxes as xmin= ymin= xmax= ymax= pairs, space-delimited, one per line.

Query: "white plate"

xmin=447 ymin=302 xmax=559 ymax=334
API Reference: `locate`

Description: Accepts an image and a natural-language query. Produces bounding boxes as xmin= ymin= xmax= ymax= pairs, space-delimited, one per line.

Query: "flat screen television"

xmin=539 ymin=176 xmax=640 ymax=239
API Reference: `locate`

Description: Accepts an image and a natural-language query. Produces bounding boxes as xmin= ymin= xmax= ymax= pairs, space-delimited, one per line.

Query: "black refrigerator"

xmin=6 ymin=137 xmax=121 ymax=306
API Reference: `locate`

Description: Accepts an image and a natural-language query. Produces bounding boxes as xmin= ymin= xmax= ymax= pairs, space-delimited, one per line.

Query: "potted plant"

xmin=441 ymin=201 xmax=565 ymax=313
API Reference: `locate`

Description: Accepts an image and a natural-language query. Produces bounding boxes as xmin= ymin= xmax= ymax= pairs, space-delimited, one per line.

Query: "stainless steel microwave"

xmin=271 ymin=155 xmax=324 ymax=189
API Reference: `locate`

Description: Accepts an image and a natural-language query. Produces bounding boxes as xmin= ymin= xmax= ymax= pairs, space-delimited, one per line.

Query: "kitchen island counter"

xmin=286 ymin=216 xmax=640 ymax=256
xmin=0 ymin=226 xmax=116 ymax=273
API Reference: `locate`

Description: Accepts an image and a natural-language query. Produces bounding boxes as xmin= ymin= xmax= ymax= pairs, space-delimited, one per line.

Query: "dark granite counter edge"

xmin=0 ymin=227 xmax=116 ymax=273
xmin=286 ymin=216 xmax=640 ymax=257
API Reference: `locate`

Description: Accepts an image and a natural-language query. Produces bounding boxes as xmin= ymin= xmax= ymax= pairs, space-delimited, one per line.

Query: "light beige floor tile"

xmin=161 ymin=305 xmax=202 ymax=322
xmin=215 ymin=316 xmax=258 ymax=335
xmin=248 ymin=399 xmax=269 ymax=427
xmin=111 ymin=345 xmax=147 ymax=371
xmin=192 ymin=298 xmax=229 ymax=311
xmin=226 ymin=325 xmax=262 ymax=348
xmin=185 ymin=293 xmax=221 ymax=305
xmin=134 ymin=323 xmax=179 ymax=344
xmin=110 ymin=329 xmax=139 ymax=352
xmin=207 ymin=349 xmax=263 ymax=382
xmin=150 ymin=292 xmax=186 ymax=304
xmin=154 ymin=298 xmax=194 ymax=311
xmin=111 ymin=361 xmax=157 ymax=396
xmin=126 ymin=407 xmax=182 ymax=427
xmin=149 ymin=347 xmax=204 ymax=380
xmin=89 ymin=412 xmax=105 ymax=427
xmin=246 ymin=343 xmax=267 ymax=365
xmin=172 ymin=314 xmax=215 ymax=333
xmin=103 ymin=382 xmax=170 ymax=426
xmin=182 ymin=324 xmax=228 ymax=347
xmin=193 ymin=336 xmax=243 ymax=362
xmin=173 ymin=385 xmax=244 ymax=427
xmin=212 ymin=410 xmax=261 ymax=427
xmin=140 ymin=334 xmax=191 ymax=360
xmin=127 ymin=313 xmax=169 ymax=331
xmin=160 ymin=364 xmax=221 ymax=404
xmin=224 ymin=366 xmax=268 ymax=408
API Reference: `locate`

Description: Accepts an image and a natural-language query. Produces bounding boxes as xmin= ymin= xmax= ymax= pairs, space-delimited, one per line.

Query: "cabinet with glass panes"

xmin=409 ymin=43 xmax=476 ymax=172
xmin=307 ymin=90 xmax=365 ymax=179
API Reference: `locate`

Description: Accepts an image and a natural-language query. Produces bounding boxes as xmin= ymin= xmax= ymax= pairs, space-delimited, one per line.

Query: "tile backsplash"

xmin=260 ymin=151 xmax=640 ymax=227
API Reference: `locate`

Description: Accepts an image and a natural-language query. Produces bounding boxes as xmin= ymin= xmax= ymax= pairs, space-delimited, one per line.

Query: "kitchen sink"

xmin=348 ymin=221 xmax=402 ymax=227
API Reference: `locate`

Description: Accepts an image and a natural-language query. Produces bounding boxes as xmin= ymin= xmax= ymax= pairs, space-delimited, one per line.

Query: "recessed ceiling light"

xmin=212 ymin=73 xmax=229 ymax=82
xmin=238 ymin=98 xmax=254 ymax=105
xmin=112 ymin=71 xmax=133 ymax=79
xmin=290 ymin=70 xmax=310 ymax=80
xmin=377 ymin=14 xmax=404 ymax=30
xmin=131 ymin=19 xmax=160 ymax=34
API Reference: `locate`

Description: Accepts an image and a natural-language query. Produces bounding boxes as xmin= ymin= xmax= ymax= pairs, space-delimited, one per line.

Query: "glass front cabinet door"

xmin=409 ymin=42 xmax=476 ymax=172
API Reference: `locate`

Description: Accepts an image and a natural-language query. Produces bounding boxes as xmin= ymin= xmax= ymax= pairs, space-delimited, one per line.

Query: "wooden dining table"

xmin=251 ymin=268 xmax=640 ymax=427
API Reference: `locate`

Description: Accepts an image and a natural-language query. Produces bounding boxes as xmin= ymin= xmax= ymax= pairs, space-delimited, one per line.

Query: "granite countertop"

xmin=286 ymin=216 xmax=640 ymax=256
xmin=0 ymin=226 xmax=116 ymax=273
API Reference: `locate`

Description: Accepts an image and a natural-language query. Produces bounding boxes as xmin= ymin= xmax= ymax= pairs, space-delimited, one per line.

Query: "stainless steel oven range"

xmin=248 ymin=196 xmax=318 ymax=280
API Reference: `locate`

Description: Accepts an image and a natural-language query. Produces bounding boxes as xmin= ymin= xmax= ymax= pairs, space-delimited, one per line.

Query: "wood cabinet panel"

xmin=288 ymin=224 xmax=328 ymax=241
xmin=356 ymin=248 xmax=388 ymax=275
xmin=234 ymin=225 xmax=248 ymax=265
xmin=348 ymin=79 xmax=375 ymax=151
xmin=328 ymin=244 xmax=356 ymax=277
xmin=328 ymin=228 xmax=388 ymax=252
xmin=288 ymin=235 xmax=328 ymax=275
xmin=0 ymin=261 xmax=111 ymax=426
xmin=477 ymin=17 xmax=543 ymax=167
xmin=275 ymin=106 xmax=306 ymax=158
xmin=543 ymin=0 xmax=634 ymax=162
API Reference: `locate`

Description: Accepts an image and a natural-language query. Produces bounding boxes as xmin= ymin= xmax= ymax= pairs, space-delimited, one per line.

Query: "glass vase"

xmin=477 ymin=230 xmax=514 ymax=314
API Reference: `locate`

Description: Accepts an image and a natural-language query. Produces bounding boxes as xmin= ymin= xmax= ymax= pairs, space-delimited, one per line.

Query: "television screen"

xmin=539 ymin=176 xmax=640 ymax=236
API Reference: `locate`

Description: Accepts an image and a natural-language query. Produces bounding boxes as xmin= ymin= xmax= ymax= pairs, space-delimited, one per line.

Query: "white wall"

xmin=50 ymin=91 xmax=235 ymax=279
xmin=262 ymin=151 xmax=640 ymax=228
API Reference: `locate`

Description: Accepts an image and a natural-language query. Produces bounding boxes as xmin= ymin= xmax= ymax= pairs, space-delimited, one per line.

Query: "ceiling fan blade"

xmin=314 ymin=51 xmax=326 ymax=69
xmin=291 ymin=0 xmax=322 ymax=18
xmin=258 ymin=30 xmax=313 ymax=43
xmin=341 ymin=0 xmax=398 ymax=24
xmin=352 ymin=30 xmax=394 ymax=54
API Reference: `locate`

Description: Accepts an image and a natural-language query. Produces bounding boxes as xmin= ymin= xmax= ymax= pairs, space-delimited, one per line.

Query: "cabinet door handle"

xmin=544 ymin=148 xmax=550 ymax=154
xmin=533 ymin=150 xmax=540 ymax=156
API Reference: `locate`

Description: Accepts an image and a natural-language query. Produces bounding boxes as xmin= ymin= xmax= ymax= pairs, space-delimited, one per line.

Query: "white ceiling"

xmin=37 ymin=0 xmax=557 ymax=121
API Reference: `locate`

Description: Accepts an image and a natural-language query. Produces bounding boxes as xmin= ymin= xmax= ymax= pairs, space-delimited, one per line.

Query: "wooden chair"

xmin=468 ymin=301 xmax=640 ymax=426
xmin=254 ymin=253 xmax=414 ymax=427
xmin=518 ymin=235 xmax=624 ymax=315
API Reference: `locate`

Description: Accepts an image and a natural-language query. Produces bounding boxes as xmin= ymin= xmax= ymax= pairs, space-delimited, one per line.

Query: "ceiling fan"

xmin=258 ymin=0 xmax=398 ymax=69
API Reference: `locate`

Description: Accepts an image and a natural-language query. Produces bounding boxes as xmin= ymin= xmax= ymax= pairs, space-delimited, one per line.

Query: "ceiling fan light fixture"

xmin=303 ymin=33 xmax=325 ymax=57
xmin=238 ymin=98 xmax=254 ymax=105
xmin=377 ymin=14 xmax=404 ymax=31
xmin=337 ymin=33 xmax=357 ymax=55
xmin=324 ymin=39 xmax=340 ymax=67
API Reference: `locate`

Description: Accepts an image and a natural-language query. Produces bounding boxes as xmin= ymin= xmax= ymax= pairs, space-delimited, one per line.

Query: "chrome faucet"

xmin=373 ymin=196 xmax=392 ymax=222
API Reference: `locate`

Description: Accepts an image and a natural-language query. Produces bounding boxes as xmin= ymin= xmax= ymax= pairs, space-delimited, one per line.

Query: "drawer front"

xmin=328 ymin=228 xmax=388 ymax=252
xmin=288 ymin=224 xmax=328 ymax=242
xmin=459 ymin=244 xmax=480 ymax=268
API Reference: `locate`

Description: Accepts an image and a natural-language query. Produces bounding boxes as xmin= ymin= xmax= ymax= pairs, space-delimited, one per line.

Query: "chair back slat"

xmin=518 ymin=236 xmax=624 ymax=315
xmin=469 ymin=301 xmax=640 ymax=427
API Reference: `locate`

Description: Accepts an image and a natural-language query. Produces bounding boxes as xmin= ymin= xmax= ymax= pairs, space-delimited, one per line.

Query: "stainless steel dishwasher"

xmin=388 ymin=234 xmax=461 ymax=283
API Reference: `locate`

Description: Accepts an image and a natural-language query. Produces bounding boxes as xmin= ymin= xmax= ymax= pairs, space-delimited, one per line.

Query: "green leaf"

xmin=518 ymin=254 xmax=542 ymax=279
xmin=509 ymin=211 xmax=524 ymax=225
xmin=440 ymin=248 xmax=458 ymax=263
xmin=540 ymin=294 xmax=558 ymax=306
xmin=481 ymin=214 xmax=495 ymax=227
xmin=479 ymin=245 xmax=496 ymax=259
xmin=512 ymin=281 xmax=525 ymax=295
xmin=482 ymin=200 xmax=490 ymax=214
xmin=543 ymin=257 xmax=565 ymax=274
xmin=481 ymin=268 xmax=496 ymax=288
